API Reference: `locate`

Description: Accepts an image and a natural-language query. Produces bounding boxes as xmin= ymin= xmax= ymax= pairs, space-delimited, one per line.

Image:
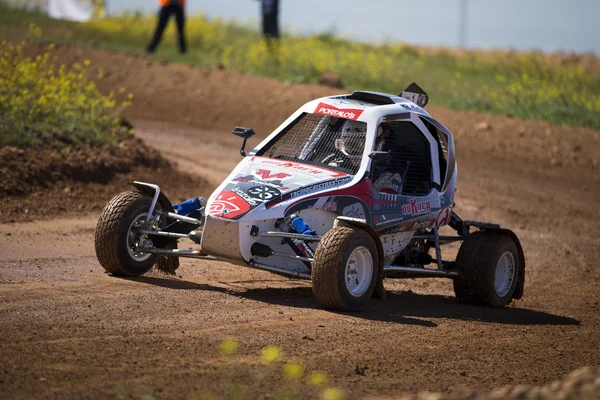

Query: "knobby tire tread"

xmin=312 ymin=226 xmax=378 ymax=311
xmin=312 ymin=226 xmax=355 ymax=310
xmin=95 ymin=191 xmax=149 ymax=276
xmin=454 ymin=231 xmax=515 ymax=307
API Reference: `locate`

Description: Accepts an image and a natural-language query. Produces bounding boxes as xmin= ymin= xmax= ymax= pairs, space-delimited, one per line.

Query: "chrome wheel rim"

xmin=495 ymin=251 xmax=515 ymax=297
xmin=126 ymin=213 xmax=152 ymax=262
xmin=345 ymin=246 xmax=374 ymax=297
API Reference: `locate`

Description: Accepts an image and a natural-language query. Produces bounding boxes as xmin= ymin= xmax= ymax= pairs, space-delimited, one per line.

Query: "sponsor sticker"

xmin=234 ymin=175 xmax=287 ymax=190
xmin=314 ymin=102 xmax=364 ymax=121
xmin=208 ymin=190 xmax=251 ymax=219
xmin=288 ymin=177 xmax=352 ymax=199
xmin=231 ymin=187 xmax=262 ymax=206
xmin=265 ymin=177 xmax=352 ymax=209
xmin=254 ymin=169 xmax=292 ymax=180
xmin=322 ymin=201 xmax=337 ymax=212
xmin=247 ymin=185 xmax=281 ymax=201
xmin=436 ymin=207 xmax=453 ymax=227
xmin=343 ymin=202 xmax=366 ymax=219
xmin=401 ymin=198 xmax=432 ymax=216
xmin=400 ymin=103 xmax=426 ymax=113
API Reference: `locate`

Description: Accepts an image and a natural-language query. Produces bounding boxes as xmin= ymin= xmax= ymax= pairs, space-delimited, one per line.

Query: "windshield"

xmin=257 ymin=113 xmax=367 ymax=175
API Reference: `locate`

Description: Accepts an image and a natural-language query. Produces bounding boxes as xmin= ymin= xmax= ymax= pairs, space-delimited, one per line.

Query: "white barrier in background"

xmin=48 ymin=0 xmax=93 ymax=22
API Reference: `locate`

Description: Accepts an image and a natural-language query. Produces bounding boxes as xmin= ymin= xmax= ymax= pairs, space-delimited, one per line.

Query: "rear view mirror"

xmin=368 ymin=151 xmax=392 ymax=163
xmin=232 ymin=126 xmax=256 ymax=139
xmin=232 ymin=126 xmax=256 ymax=156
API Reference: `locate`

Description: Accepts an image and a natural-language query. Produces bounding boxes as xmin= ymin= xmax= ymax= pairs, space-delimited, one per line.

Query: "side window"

xmin=420 ymin=117 xmax=451 ymax=190
xmin=372 ymin=122 xmax=432 ymax=196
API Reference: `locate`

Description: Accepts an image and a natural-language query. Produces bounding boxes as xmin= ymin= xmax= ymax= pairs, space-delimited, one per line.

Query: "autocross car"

xmin=95 ymin=83 xmax=525 ymax=311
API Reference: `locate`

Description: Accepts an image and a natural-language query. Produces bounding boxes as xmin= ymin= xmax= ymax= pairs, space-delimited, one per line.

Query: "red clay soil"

xmin=1 ymin=45 xmax=599 ymax=399
xmin=0 ymin=138 xmax=166 ymax=197
xmin=0 ymin=138 xmax=208 ymax=223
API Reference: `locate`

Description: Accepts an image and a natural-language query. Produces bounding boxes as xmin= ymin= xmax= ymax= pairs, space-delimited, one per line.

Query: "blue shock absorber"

xmin=290 ymin=215 xmax=316 ymax=236
xmin=173 ymin=197 xmax=201 ymax=215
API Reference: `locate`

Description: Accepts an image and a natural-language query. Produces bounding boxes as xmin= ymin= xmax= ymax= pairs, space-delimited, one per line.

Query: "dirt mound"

xmin=0 ymin=138 xmax=208 ymax=223
xmin=0 ymin=138 xmax=165 ymax=196
xmin=386 ymin=366 xmax=600 ymax=400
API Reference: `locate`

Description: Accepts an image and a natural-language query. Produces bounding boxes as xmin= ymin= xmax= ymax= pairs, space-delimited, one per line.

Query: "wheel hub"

xmin=345 ymin=246 xmax=374 ymax=298
xmin=126 ymin=213 xmax=153 ymax=262
xmin=495 ymin=250 xmax=515 ymax=297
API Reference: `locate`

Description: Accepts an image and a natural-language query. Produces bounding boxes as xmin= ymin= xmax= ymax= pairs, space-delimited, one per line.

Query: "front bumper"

xmin=200 ymin=215 xmax=244 ymax=262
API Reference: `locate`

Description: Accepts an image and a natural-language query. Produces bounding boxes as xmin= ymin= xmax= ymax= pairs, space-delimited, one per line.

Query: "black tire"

xmin=312 ymin=226 xmax=379 ymax=311
xmin=95 ymin=191 xmax=158 ymax=277
xmin=453 ymin=231 xmax=520 ymax=308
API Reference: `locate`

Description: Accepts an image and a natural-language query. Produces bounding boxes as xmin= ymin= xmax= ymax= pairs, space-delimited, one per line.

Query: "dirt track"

xmin=1 ymin=46 xmax=600 ymax=399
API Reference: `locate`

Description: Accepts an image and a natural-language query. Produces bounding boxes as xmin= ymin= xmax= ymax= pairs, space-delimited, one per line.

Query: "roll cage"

xmin=250 ymin=93 xmax=456 ymax=198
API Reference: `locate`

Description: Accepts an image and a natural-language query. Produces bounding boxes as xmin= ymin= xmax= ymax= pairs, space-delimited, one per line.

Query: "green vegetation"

xmin=0 ymin=21 xmax=133 ymax=147
xmin=1 ymin=5 xmax=599 ymax=130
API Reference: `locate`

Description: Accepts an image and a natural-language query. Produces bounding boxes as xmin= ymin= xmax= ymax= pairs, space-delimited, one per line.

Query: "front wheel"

xmin=453 ymin=231 xmax=520 ymax=307
xmin=95 ymin=191 xmax=158 ymax=276
xmin=311 ymin=226 xmax=379 ymax=311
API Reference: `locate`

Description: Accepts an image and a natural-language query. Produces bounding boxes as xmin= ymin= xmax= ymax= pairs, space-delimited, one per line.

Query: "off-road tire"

xmin=312 ymin=226 xmax=379 ymax=311
xmin=453 ymin=231 xmax=520 ymax=307
xmin=95 ymin=191 xmax=157 ymax=276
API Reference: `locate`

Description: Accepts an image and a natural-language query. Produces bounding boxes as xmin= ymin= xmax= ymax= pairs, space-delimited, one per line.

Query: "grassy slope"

xmin=1 ymin=6 xmax=599 ymax=130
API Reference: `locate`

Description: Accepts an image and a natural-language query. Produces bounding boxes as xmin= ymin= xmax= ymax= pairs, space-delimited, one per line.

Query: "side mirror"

xmin=232 ymin=126 xmax=256 ymax=157
xmin=368 ymin=151 xmax=392 ymax=163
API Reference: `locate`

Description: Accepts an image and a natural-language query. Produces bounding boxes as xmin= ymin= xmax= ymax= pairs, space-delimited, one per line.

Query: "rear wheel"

xmin=453 ymin=231 xmax=520 ymax=307
xmin=95 ymin=191 xmax=158 ymax=276
xmin=312 ymin=226 xmax=379 ymax=311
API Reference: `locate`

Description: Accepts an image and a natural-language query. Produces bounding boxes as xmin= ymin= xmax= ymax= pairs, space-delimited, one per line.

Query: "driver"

xmin=372 ymin=125 xmax=404 ymax=194
xmin=323 ymin=120 xmax=366 ymax=170
xmin=323 ymin=121 xmax=404 ymax=194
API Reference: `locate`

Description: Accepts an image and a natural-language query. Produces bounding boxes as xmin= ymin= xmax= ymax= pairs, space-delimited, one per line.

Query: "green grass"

xmin=1 ymin=5 xmax=599 ymax=130
xmin=0 ymin=16 xmax=132 ymax=148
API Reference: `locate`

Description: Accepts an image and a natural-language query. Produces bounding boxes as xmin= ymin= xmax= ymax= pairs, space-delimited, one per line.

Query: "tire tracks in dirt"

xmin=2 ymin=119 xmax=599 ymax=399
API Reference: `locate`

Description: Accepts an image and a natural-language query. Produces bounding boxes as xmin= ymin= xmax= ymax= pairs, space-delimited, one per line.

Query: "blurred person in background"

xmin=258 ymin=0 xmax=280 ymax=41
xmin=146 ymin=0 xmax=187 ymax=54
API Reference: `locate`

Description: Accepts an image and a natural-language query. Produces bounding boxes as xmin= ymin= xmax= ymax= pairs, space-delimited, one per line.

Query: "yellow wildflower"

xmin=218 ymin=337 xmax=239 ymax=356
xmin=322 ymin=387 xmax=345 ymax=400
xmin=282 ymin=361 xmax=304 ymax=381
xmin=260 ymin=346 xmax=283 ymax=364
xmin=307 ymin=371 xmax=328 ymax=387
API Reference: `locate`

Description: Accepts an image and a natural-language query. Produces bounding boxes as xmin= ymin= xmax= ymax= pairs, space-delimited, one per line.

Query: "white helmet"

xmin=376 ymin=124 xmax=393 ymax=151
xmin=335 ymin=120 xmax=366 ymax=165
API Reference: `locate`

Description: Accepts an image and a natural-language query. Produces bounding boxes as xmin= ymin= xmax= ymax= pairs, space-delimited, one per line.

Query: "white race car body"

xmin=96 ymin=83 xmax=525 ymax=311
xmin=201 ymin=90 xmax=457 ymax=274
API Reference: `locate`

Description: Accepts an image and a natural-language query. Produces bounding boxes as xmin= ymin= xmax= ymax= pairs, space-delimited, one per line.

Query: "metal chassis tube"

xmin=383 ymin=265 xmax=459 ymax=278
xmin=253 ymin=230 xmax=322 ymax=242
xmin=136 ymin=194 xmax=498 ymax=281
xmin=134 ymin=181 xmax=161 ymax=221
xmin=249 ymin=260 xmax=311 ymax=279
xmin=135 ymin=247 xmax=216 ymax=259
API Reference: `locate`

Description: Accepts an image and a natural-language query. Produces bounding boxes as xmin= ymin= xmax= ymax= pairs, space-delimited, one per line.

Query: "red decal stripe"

xmin=314 ymin=102 xmax=364 ymax=121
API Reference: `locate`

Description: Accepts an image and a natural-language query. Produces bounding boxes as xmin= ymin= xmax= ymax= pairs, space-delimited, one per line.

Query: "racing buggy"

xmin=95 ymin=83 xmax=525 ymax=311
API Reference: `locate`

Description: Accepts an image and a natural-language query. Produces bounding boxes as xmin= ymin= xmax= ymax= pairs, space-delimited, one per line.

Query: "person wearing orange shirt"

xmin=146 ymin=0 xmax=187 ymax=54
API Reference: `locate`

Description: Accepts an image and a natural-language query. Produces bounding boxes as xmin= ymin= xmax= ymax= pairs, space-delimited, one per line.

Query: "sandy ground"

xmin=1 ymin=46 xmax=600 ymax=399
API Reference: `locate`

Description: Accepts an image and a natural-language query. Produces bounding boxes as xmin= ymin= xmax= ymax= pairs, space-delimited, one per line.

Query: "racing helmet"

xmin=335 ymin=120 xmax=367 ymax=166
xmin=376 ymin=124 xmax=392 ymax=151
